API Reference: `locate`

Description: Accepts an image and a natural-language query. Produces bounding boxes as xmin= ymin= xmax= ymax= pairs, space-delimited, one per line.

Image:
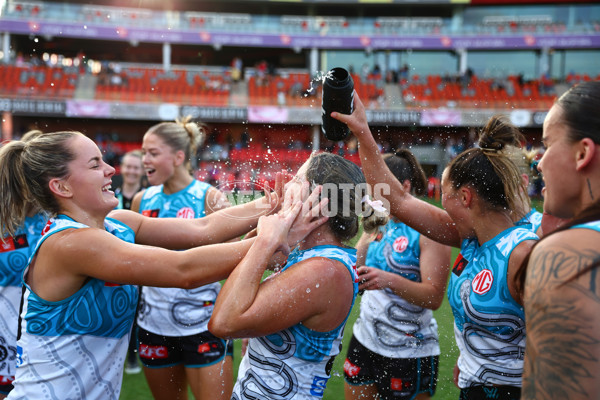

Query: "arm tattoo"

xmin=523 ymin=243 xmax=600 ymax=399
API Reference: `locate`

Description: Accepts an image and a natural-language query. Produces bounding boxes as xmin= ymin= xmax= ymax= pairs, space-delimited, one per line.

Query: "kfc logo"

xmin=139 ymin=344 xmax=168 ymax=359
xmin=343 ymin=359 xmax=360 ymax=377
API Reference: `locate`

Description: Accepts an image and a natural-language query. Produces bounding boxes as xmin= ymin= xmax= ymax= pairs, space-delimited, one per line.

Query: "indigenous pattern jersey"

xmin=136 ymin=180 xmax=218 ymax=337
xmin=515 ymin=209 xmax=543 ymax=234
xmin=352 ymin=220 xmax=440 ymax=359
xmin=0 ymin=213 xmax=47 ymax=382
xmin=447 ymin=226 xmax=538 ymax=388
xmin=8 ymin=215 xmax=138 ymax=400
xmin=233 ymin=245 xmax=358 ymax=400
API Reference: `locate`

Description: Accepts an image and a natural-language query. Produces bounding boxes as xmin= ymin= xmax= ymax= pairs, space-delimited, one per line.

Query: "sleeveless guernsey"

xmin=136 ymin=180 xmax=219 ymax=337
xmin=352 ymin=220 xmax=440 ymax=359
xmin=233 ymin=245 xmax=358 ymax=400
xmin=448 ymin=225 xmax=537 ymax=388
xmin=8 ymin=215 xmax=138 ymax=400
xmin=0 ymin=213 xmax=47 ymax=382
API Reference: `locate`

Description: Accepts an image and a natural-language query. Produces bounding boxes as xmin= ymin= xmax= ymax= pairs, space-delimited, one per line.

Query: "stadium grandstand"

xmin=0 ymin=0 xmax=599 ymax=191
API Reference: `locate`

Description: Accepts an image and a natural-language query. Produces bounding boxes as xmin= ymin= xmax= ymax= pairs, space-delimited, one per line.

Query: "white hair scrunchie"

xmin=361 ymin=195 xmax=388 ymax=214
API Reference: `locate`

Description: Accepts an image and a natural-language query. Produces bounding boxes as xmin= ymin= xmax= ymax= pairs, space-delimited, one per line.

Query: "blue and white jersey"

xmin=515 ymin=209 xmax=543 ymax=234
xmin=352 ymin=220 xmax=440 ymax=359
xmin=8 ymin=215 xmax=138 ymax=400
xmin=0 ymin=213 xmax=47 ymax=381
xmin=447 ymin=226 xmax=538 ymax=388
xmin=136 ymin=180 xmax=219 ymax=337
xmin=233 ymin=245 xmax=358 ymax=400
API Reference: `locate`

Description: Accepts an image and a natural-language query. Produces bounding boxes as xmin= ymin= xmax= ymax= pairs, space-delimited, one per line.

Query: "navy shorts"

xmin=344 ymin=335 xmax=438 ymax=400
xmin=137 ymin=327 xmax=233 ymax=368
xmin=0 ymin=376 xmax=13 ymax=395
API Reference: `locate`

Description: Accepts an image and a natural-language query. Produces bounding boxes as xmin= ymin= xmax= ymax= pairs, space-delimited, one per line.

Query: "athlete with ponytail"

xmin=132 ymin=116 xmax=234 ymax=400
xmin=334 ymin=94 xmax=538 ymax=399
xmin=343 ymin=150 xmax=451 ymax=400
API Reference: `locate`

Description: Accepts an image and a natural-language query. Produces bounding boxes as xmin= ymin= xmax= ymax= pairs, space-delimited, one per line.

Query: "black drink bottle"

xmin=321 ymin=67 xmax=354 ymax=141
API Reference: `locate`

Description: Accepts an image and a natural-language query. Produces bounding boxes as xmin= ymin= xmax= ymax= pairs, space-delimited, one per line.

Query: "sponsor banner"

xmin=180 ymin=106 xmax=247 ymax=122
xmin=0 ymin=98 xmax=66 ymax=116
xmin=248 ymin=106 xmax=289 ymax=123
xmin=1 ymin=19 xmax=599 ymax=50
xmin=286 ymin=107 xmax=322 ymax=124
xmin=66 ymin=100 xmax=111 ymax=117
xmin=420 ymin=109 xmax=462 ymax=126
xmin=366 ymin=109 xmax=421 ymax=125
xmin=109 ymin=102 xmax=174 ymax=120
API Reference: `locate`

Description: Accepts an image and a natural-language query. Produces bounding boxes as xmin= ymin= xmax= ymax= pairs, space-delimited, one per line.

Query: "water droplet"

xmin=306 ymin=288 xmax=311 ymax=293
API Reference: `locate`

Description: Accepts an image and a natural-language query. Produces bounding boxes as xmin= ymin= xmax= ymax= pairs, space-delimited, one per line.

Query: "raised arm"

xmin=522 ymin=230 xmax=600 ymax=400
xmin=357 ymin=234 xmax=451 ymax=309
xmin=208 ymin=207 xmax=351 ymax=339
xmin=331 ymin=93 xmax=461 ymax=248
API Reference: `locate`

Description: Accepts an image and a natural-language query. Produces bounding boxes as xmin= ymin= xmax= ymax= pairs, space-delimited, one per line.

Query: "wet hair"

xmin=516 ymin=81 xmax=600 ymax=294
xmin=0 ymin=131 xmax=83 ymax=237
xmin=446 ymin=115 xmax=527 ymax=216
xmin=305 ymin=152 xmax=385 ymax=242
xmin=504 ymin=145 xmax=539 ymax=180
xmin=362 ymin=149 xmax=427 ymax=233
xmin=145 ymin=115 xmax=206 ymax=169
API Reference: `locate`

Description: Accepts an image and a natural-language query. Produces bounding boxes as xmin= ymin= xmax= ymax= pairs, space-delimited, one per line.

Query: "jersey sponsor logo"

xmin=1 ymin=234 xmax=29 ymax=252
xmin=139 ymin=344 xmax=169 ymax=359
xmin=343 ymin=359 xmax=360 ymax=377
xmin=393 ymin=236 xmax=409 ymax=253
xmin=452 ymin=253 xmax=468 ymax=276
xmin=142 ymin=209 xmax=160 ymax=218
xmin=176 ymin=207 xmax=195 ymax=219
xmin=472 ymin=269 xmax=494 ymax=295
xmin=15 ymin=346 xmax=23 ymax=368
xmin=310 ymin=376 xmax=329 ymax=396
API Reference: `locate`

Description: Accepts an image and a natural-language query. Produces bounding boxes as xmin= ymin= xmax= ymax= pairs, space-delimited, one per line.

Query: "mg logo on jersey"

xmin=393 ymin=236 xmax=408 ymax=253
xmin=472 ymin=269 xmax=494 ymax=295
xmin=176 ymin=207 xmax=195 ymax=219
xmin=139 ymin=344 xmax=169 ymax=359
